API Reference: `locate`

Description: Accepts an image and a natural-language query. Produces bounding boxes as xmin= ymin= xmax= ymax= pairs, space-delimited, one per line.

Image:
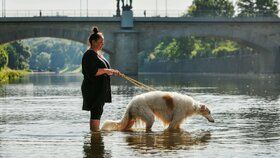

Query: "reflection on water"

xmin=83 ymin=132 xmax=111 ymax=158
xmin=126 ymin=130 xmax=211 ymax=152
xmin=0 ymin=73 xmax=279 ymax=158
xmin=82 ymin=131 xmax=211 ymax=158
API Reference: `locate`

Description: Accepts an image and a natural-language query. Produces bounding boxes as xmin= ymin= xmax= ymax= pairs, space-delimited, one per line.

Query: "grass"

xmin=0 ymin=67 xmax=28 ymax=84
xmin=59 ymin=65 xmax=81 ymax=74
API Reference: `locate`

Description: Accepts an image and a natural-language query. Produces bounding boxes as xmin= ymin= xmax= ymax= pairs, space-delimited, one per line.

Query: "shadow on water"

xmin=125 ymin=130 xmax=211 ymax=153
xmin=83 ymin=132 xmax=112 ymax=158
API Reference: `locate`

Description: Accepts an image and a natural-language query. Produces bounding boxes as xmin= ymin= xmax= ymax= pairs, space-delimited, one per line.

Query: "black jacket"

xmin=81 ymin=49 xmax=111 ymax=111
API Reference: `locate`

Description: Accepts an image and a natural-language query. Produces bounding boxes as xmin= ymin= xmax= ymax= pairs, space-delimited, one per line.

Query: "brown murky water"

xmin=0 ymin=73 xmax=279 ymax=158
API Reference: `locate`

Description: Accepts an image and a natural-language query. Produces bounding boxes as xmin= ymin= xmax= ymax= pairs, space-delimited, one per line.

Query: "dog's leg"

xmin=123 ymin=119 xmax=135 ymax=131
xmin=167 ymin=109 xmax=185 ymax=131
xmin=167 ymin=119 xmax=184 ymax=131
xmin=137 ymin=107 xmax=155 ymax=131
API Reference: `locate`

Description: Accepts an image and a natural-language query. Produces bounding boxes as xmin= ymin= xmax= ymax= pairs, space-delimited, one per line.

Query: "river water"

xmin=0 ymin=73 xmax=279 ymax=158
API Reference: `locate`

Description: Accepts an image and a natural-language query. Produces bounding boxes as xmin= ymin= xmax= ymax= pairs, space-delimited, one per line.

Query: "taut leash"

xmin=119 ymin=73 xmax=157 ymax=92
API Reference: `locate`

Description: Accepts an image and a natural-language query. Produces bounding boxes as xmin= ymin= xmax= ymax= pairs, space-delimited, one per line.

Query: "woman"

xmin=81 ymin=26 xmax=120 ymax=132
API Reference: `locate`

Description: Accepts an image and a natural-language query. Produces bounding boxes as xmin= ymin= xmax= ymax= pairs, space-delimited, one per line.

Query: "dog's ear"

xmin=200 ymin=104 xmax=206 ymax=111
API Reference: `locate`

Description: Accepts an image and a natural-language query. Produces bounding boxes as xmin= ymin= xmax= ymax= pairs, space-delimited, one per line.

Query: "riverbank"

xmin=59 ymin=65 xmax=81 ymax=74
xmin=0 ymin=67 xmax=28 ymax=84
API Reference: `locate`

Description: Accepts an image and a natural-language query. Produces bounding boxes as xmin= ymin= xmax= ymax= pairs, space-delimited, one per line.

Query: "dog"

xmin=101 ymin=91 xmax=214 ymax=131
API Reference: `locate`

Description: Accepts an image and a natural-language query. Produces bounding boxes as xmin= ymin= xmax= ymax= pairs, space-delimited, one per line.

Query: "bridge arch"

xmin=135 ymin=21 xmax=280 ymax=73
xmin=1 ymin=17 xmax=279 ymax=74
xmin=137 ymin=23 xmax=279 ymax=54
xmin=0 ymin=24 xmax=116 ymax=55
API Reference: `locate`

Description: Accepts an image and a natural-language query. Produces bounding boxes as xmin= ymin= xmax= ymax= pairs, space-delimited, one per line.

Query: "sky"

xmin=2 ymin=0 xmax=193 ymax=11
xmin=1 ymin=0 xmax=279 ymax=16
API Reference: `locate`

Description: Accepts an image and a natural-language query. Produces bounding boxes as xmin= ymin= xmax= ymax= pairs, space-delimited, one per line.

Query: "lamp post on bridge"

xmin=165 ymin=0 xmax=167 ymax=17
xmin=86 ymin=0 xmax=88 ymax=17
xmin=155 ymin=0 xmax=158 ymax=16
xmin=80 ymin=0 xmax=82 ymax=17
xmin=2 ymin=0 xmax=6 ymax=17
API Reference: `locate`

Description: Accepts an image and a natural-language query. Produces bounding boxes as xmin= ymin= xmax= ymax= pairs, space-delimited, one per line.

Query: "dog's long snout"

xmin=205 ymin=114 xmax=215 ymax=123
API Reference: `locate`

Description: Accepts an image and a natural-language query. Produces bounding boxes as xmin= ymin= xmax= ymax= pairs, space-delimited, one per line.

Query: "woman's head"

xmin=88 ymin=26 xmax=104 ymax=51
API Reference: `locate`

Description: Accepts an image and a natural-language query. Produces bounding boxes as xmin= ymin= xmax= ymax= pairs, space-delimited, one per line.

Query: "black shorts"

xmin=90 ymin=103 xmax=105 ymax=120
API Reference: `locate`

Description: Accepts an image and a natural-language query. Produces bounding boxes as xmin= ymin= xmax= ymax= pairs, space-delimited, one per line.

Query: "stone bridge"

xmin=0 ymin=17 xmax=279 ymax=74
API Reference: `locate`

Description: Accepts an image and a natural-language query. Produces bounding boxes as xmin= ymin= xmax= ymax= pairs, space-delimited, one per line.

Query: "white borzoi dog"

xmin=101 ymin=91 xmax=214 ymax=131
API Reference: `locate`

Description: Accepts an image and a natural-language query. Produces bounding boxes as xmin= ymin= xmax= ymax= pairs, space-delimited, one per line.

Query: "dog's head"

xmin=198 ymin=104 xmax=214 ymax=123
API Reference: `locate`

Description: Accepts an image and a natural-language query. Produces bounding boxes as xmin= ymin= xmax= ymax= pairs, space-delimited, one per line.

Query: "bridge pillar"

xmin=111 ymin=30 xmax=139 ymax=74
xmin=258 ymin=50 xmax=279 ymax=73
xmin=275 ymin=46 xmax=280 ymax=73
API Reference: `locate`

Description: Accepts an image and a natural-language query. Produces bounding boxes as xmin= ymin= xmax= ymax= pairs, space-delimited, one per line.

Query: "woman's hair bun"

xmin=92 ymin=27 xmax=99 ymax=34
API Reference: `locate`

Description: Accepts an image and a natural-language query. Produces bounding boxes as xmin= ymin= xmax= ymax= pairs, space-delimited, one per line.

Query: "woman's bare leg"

xmin=90 ymin=119 xmax=100 ymax=132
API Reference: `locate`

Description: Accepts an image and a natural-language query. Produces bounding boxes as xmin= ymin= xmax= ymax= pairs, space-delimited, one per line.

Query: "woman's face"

xmin=95 ymin=37 xmax=104 ymax=51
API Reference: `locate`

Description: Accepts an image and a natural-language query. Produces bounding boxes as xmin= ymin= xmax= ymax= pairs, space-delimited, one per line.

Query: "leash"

xmin=119 ymin=73 xmax=157 ymax=92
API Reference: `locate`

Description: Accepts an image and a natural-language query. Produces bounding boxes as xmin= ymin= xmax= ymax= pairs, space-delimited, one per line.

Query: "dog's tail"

xmin=101 ymin=110 xmax=131 ymax=131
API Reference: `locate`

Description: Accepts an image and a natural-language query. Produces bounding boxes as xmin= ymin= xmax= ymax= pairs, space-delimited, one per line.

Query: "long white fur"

xmin=101 ymin=91 xmax=211 ymax=131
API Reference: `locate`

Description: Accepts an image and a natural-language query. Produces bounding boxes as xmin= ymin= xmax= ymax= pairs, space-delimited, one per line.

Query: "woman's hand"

xmin=106 ymin=69 xmax=121 ymax=76
xmin=110 ymin=69 xmax=121 ymax=76
xmin=112 ymin=69 xmax=121 ymax=76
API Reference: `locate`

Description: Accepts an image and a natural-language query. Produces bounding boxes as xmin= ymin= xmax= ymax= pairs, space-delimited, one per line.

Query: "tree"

xmin=237 ymin=0 xmax=279 ymax=17
xmin=255 ymin=0 xmax=278 ymax=17
xmin=176 ymin=36 xmax=197 ymax=59
xmin=5 ymin=41 xmax=31 ymax=70
xmin=146 ymin=36 xmax=242 ymax=61
xmin=237 ymin=0 xmax=256 ymax=17
xmin=11 ymin=41 xmax=31 ymax=69
xmin=148 ymin=42 xmax=166 ymax=60
xmin=0 ymin=46 xmax=8 ymax=69
xmin=35 ymin=52 xmax=50 ymax=71
xmin=165 ymin=39 xmax=181 ymax=59
xmin=212 ymin=40 xmax=239 ymax=56
xmin=27 ymin=38 xmax=86 ymax=71
xmin=71 ymin=50 xmax=83 ymax=65
xmin=50 ymin=52 xmax=65 ymax=71
xmin=186 ymin=0 xmax=235 ymax=17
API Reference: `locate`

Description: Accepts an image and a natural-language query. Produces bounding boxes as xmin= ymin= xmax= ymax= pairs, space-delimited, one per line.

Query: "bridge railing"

xmin=133 ymin=10 xmax=186 ymax=17
xmin=0 ymin=9 xmax=187 ymax=18
xmin=0 ymin=10 xmax=117 ymax=17
xmin=0 ymin=9 xmax=279 ymax=18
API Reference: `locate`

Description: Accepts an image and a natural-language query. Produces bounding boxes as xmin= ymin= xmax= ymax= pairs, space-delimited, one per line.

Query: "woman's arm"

xmin=96 ymin=68 xmax=120 ymax=76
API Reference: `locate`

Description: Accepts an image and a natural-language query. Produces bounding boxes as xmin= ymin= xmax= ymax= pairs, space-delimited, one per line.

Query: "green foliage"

xmin=237 ymin=0 xmax=279 ymax=17
xmin=256 ymin=0 xmax=279 ymax=17
xmin=59 ymin=65 xmax=81 ymax=74
xmin=4 ymin=41 xmax=31 ymax=70
xmin=35 ymin=52 xmax=50 ymax=71
xmin=164 ymin=39 xmax=180 ymax=59
xmin=0 ymin=38 xmax=85 ymax=83
xmin=26 ymin=38 xmax=85 ymax=71
xmin=212 ymin=40 xmax=239 ymax=56
xmin=0 ymin=45 xmax=8 ymax=69
xmin=50 ymin=51 xmax=65 ymax=70
xmin=186 ymin=0 xmax=235 ymax=17
xmin=147 ymin=36 xmax=242 ymax=61
xmin=149 ymin=42 xmax=166 ymax=60
xmin=0 ymin=67 xmax=27 ymax=83
xmin=237 ymin=0 xmax=256 ymax=17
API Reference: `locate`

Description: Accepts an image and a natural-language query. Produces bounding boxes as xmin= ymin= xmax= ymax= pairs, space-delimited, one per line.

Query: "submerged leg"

xmin=123 ymin=119 xmax=135 ymax=131
xmin=167 ymin=109 xmax=185 ymax=131
xmin=90 ymin=119 xmax=100 ymax=132
xmin=136 ymin=107 xmax=155 ymax=131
